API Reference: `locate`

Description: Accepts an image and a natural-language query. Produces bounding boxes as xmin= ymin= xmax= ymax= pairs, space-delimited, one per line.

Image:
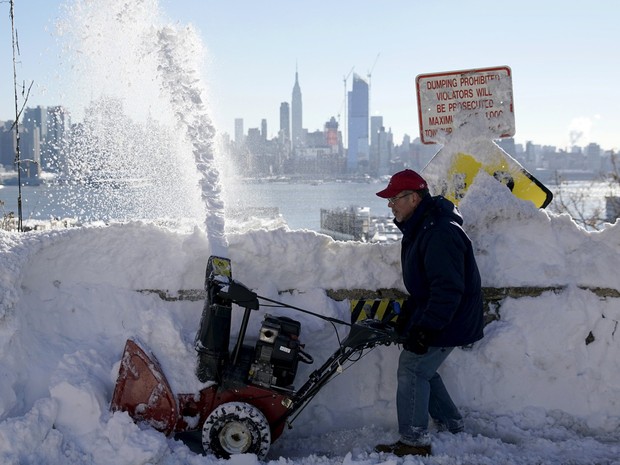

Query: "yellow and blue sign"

xmin=423 ymin=139 xmax=553 ymax=209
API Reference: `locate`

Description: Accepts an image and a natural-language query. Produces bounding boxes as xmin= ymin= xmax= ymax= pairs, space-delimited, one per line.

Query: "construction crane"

xmin=367 ymin=53 xmax=381 ymax=121
xmin=367 ymin=52 xmax=380 ymax=90
xmin=340 ymin=66 xmax=354 ymax=147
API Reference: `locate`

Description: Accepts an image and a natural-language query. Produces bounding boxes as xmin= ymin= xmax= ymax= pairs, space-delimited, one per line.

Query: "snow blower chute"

xmin=110 ymin=255 xmax=401 ymax=459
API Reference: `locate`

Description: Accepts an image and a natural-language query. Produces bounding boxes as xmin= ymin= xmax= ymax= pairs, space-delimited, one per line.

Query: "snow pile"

xmin=1 ymin=176 xmax=619 ymax=464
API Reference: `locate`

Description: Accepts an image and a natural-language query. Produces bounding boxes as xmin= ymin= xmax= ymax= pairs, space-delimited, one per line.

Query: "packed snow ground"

xmin=1 ymin=175 xmax=619 ymax=464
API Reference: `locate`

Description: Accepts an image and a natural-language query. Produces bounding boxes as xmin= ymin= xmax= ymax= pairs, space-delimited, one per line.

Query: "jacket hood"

xmin=396 ymin=195 xmax=463 ymax=234
xmin=432 ymin=195 xmax=463 ymax=226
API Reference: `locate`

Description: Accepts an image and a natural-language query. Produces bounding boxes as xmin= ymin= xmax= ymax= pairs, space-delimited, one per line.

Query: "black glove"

xmin=403 ymin=326 xmax=437 ymax=355
xmin=388 ymin=301 xmax=419 ymax=345
xmin=391 ymin=313 xmax=408 ymax=337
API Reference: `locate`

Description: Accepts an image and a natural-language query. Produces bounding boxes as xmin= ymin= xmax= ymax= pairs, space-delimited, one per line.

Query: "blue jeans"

xmin=396 ymin=346 xmax=463 ymax=445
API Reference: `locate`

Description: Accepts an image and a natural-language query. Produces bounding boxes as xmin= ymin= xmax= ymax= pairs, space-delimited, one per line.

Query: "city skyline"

xmin=1 ymin=0 xmax=619 ymax=152
xmin=0 ymin=97 xmax=614 ymax=188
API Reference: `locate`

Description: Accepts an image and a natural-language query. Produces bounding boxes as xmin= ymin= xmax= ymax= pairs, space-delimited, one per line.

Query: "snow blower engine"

xmin=194 ymin=257 xmax=313 ymax=390
xmin=248 ymin=315 xmax=306 ymax=388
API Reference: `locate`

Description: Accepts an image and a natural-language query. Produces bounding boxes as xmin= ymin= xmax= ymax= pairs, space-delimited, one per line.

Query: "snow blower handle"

xmin=218 ymin=275 xmax=352 ymax=327
xmin=218 ymin=280 xmax=260 ymax=310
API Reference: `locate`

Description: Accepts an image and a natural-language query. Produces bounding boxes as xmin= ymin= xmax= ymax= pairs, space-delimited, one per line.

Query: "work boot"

xmin=374 ymin=441 xmax=432 ymax=457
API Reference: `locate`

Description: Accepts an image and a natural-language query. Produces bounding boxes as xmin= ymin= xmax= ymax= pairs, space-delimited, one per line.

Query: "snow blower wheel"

xmin=201 ymin=402 xmax=271 ymax=459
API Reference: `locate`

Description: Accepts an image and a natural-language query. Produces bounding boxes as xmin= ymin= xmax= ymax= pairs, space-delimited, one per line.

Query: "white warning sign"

xmin=416 ymin=66 xmax=515 ymax=144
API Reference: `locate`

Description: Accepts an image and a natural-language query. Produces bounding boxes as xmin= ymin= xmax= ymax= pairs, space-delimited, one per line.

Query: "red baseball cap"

xmin=376 ymin=169 xmax=427 ymax=198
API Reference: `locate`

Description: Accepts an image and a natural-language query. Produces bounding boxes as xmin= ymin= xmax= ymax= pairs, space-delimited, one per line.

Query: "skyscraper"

xmin=291 ymin=70 xmax=303 ymax=151
xmin=261 ymin=119 xmax=268 ymax=140
xmin=347 ymin=74 xmax=369 ymax=173
xmin=21 ymin=106 xmax=48 ymax=178
xmin=370 ymin=115 xmax=383 ymax=175
xmin=45 ymin=106 xmax=70 ymax=173
xmin=279 ymin=102 xmax=290 ymax=142
xmin=234 ymin=118 xmax=244 ymax=145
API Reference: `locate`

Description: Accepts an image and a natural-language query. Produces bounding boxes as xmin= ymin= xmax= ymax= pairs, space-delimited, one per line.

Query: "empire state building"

xmin=291 ymin=70 xmax=303 ymax=151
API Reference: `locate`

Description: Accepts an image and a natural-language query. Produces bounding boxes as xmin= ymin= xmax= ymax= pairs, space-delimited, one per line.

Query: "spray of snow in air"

xmin=50 ymin=0 xmax=226 ymax=255
xmin=155 ymin=25 xmax=227 ymax=256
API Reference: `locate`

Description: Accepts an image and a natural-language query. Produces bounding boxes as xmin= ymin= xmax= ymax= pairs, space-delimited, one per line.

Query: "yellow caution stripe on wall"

xmin=350 ymin=299 xmax=405 ymax=324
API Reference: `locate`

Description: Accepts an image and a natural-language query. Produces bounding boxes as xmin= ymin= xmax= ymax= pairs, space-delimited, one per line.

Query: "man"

xmin=374 ymin=169 xmax=484 ymax=457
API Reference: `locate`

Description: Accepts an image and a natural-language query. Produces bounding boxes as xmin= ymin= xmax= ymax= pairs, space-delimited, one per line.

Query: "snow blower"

xmin=110 ymin=255 xmax=401 ymax=459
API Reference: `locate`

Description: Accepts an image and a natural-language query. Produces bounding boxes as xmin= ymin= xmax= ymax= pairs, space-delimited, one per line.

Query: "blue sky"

xmin=1 ymin=0 xmax=619 ymax=151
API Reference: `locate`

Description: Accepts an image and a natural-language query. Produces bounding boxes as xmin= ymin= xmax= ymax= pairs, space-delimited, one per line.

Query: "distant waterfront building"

xmin=291 ymin=70 xmax=303 ymax=152
xmin=279 ymin=102 xmax=290 ymax=142
xmin=320 ymin=206 xmax=401 ymax=243
xmin=320 ymin=206 xmax=371 ymax=241
xmin=347 ymin=74 xmax=369 ymax=174
xmin=292 ymin=117 xmax=343 ymax=177
xmin=370 ymin=116 xmax=384 ymax=175
xmin=234 ymin=118 xmax=244 ymax=145
xmin=0 ymin=121 xmax=17 ymax=168
xmin=261 ymin=119 xmax=268 ymax=140
xmin=21 ymin=109 xmax=42 ymax=170
xmin=21 ymin=106 xmax=50 ymax=179
xmin=325 ymin=117 xmax=340 ymax=149
xmin=524 ymin=141 xmax=539 ymax=166
xmin=0 ymin=106 xmax=70 ymax=177
xmin=585 ymin=142 xmax=602 ymax=172
xmin=496 ymin=137 xmax=517 ymax=158
xmin=45 ymin=106 xmax=71 ymax=173
xmin=24 ymin=106 xmax=47 ymax=142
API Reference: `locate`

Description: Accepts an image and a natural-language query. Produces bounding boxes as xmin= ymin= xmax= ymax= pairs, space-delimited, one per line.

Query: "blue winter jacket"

xmin=395 ymin=194 xmax=484 ymax=348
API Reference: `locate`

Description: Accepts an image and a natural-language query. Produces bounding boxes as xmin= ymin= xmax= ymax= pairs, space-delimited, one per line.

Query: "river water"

xmin=1 ymin=179 xmax=618 ymax=232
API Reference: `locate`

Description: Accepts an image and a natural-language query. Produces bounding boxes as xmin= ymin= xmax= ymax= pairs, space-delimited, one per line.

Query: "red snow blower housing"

xmin=110 ymin=256 xmax=401 ymax=459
